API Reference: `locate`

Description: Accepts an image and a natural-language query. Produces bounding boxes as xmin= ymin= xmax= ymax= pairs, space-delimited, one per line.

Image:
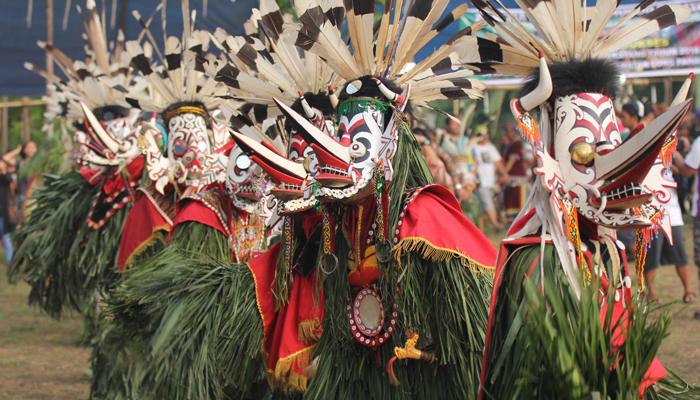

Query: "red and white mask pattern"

xmin=168 ymin=112 xmax=211 ymax=186
xmin=554 ymin=93 xmax=652 ymax=227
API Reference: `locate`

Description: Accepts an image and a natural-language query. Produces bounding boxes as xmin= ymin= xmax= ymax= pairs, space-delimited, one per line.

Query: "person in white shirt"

xmin=472 ymin=125 xmax=509 ymax=231
xmin=673 ymin=139 xmax=700 ymax=318
xmin=643 ymin=170 xmax=694 ymax=304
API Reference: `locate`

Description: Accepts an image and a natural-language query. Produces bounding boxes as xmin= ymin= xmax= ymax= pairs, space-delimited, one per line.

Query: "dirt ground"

xmin=0 ymin=266 xmax=90 ymax=400
xmin=650 ymin=220 xmax=700 ymax=384
xmin=0 ymin=222 xmax=698 ymax=400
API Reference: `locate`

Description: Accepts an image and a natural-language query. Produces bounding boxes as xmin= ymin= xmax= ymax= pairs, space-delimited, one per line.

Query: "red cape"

xmin=247 ymin=186 xmax=497 ymax=391
xmin=248 ymin=242 xmax=324 ymax=392
xmin=117 ymin=186 xmax=173 ymax=270
xmin=394 ymin=185 xmax=497 ymax=273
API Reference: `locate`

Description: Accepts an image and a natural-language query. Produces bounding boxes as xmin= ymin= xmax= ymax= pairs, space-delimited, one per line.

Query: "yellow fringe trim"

xmin=298 ymin=318 xmax=322 ymax=345
xmin=266 ymin=345 xmax=315 ymax=393
xmin=120 ymin=224 xmax=171 ymax=271
xmin=247 ymin=262 xmax=269 ymax=360
xmin=393 ymin=237 xmax=495 ymax=275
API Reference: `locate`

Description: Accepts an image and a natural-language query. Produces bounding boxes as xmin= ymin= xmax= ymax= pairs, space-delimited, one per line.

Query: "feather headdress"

xmin=25 ymin=0 xmax=143 ymax=129
xmin=108 ymin=4 xmax=226 ymax=115
xmin=284 ymin=0 xmax=489 ymax=107
xmin=205 ymin=0 xmax=337 ymax=129
xmin=464 ymin=0 xmax=691 ymax=75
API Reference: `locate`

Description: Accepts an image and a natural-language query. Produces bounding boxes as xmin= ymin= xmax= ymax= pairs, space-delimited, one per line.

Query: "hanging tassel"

xmin=372 ymin=162 xmax=389 ymax=244
xmin=515 ymin=109 xmax=544 ymax=153
xmin=387 ymin=356 xmax=400 ymax=386
xmin=659 ymin=135 xmax=677 ymax=173
xmin=634 ymin=228 xmax=648 ymax=292
xmin=634 ymin=207 xmax=664 ymax=292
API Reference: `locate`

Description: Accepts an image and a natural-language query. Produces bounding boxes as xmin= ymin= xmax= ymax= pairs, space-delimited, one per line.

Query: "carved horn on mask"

xmin=372 ymin=77 xmax=404 ymax=104
xmin=328 ymin=85 xmax=338 ymax=108
xmin=299 ymin=92 xmax=316 ymax=119
xmin=79 ymin=101 xmax=121 ymax=154
xmin=517 ymin=51 xmax=552 ymax=112
xmin=670 ymin=73 xmax=694 ymax=108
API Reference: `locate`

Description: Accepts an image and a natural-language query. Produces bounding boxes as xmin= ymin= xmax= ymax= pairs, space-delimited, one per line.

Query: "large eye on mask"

xmin=236 ymin=153 xmax=252 ymax=170
xmin=571 ymin=142 xmax=595 ymax=165
xmin=173 ymin=139 xmax=188 ymax=156
xmin=349 ymin=142 xmax=367 ymax=158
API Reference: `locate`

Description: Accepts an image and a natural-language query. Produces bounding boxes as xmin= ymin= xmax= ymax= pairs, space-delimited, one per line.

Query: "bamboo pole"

xmin=664 ymin=77 xmax=673 ymax=106
xmin=0 ymin=99 xmax=46 ymax=108
xmin=1 ymin=96 xmax=7 ymax=154
xmin=22 ymin=97 xmax=30 ymax=144
xmin=46 ymin=0 xmax=54 ymax=136
xmin=119 ymin=0 xmax=129 ymax=36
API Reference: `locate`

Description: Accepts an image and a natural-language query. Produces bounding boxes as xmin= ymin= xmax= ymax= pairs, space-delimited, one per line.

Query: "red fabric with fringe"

xmin=167 ymin=191 xmax=228 ymax=241
xmin=248 ymin=240 xmax=325 ymax=391
xmin=395 ymin=185 xmax=497 ymax=269
xmin=117 ymin=191 xmax=170 ymax=270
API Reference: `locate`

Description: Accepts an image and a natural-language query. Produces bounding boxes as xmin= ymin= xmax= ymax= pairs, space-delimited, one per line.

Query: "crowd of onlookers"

xmin=0 ymin=141 xmax=36 ymax=264
xmin=414 ymin=101 xmax=700 ymax=318
xmin=413 ymin=117 xmax=534 ymax=232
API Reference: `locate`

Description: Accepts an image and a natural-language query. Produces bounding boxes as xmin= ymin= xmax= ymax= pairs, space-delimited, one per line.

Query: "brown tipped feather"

xmin=86 ymin=0 xmax=111 ymax=76
xmin=394 ymin=3 xmax=470 ymax=73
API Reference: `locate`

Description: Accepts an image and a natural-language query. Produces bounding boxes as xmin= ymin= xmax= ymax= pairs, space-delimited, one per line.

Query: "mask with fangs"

xmin=164 ymin=103 xmax=213 ymax=189
xmin=76 ymin=102 xmax=140 ymax=168
xmin=275 ymin=76 xmax=410 ymax=203
xmin=512 ymin=56 xmax=692 ymax=231
xmin=226 ymin=143 xmax=267 ymax=214
xmin=232 ymin=93 xmax=337 ymax=214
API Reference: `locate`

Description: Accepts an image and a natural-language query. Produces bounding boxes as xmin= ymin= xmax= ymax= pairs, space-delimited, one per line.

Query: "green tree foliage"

xmin=4 ymin=98 xmax=57 ymax=149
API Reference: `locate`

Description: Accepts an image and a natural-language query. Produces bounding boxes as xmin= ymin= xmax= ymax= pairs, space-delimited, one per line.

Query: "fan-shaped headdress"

xmin=108 ymin=5 xmax=229 ymax=192
xmin=278 ymin=0 xmax=490 ymax=201
xmin=26 ymin=0 xmax=146 ymax=166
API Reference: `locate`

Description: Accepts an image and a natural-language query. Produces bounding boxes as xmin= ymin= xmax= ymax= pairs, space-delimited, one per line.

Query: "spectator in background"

xmin=675 ymin=141 xmax=700 ymax=319
xmin=691 ymin=106 xmax=700 ymax=141
xmin=675 ymin=123 xmax=692 ymax=214
xmin=617 ymin=100 xmax=647 ymax=259
xmin=642 ymin=102 xmax=657 ymax=127
xmin=619 ymin=100 xmax=645 ymax=140
xmin=643 ymin=168 xmax=696 ymax=304
xmin=0 ymin=159 xmax=15 ymax=263
xmin=499 ymin=122 xmax=515 ymax=157
xmin=473 ymin=125 xmax=509 ymax=231
xmin=502 ymin=121 xmax=534 ymax=222
xmin=414 ymin=127 xmax=456 ymax=194
xmin=437 ymin=118 xmax=480 ymax=221
xmin=16 ymin=141 xmax=36 ymax=210
xmin=438 ymin=118 xmax=477 ymax=201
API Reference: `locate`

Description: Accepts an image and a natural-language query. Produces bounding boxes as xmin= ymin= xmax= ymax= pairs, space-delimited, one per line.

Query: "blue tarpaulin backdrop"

xmin=0 ymin=0 xmax=259 ymax=96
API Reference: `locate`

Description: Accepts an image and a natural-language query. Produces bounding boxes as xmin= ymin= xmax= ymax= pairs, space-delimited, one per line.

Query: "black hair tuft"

xmin=338 ymin=75 xmax=414 ymax=117
xmin=284 ymin=91 xmax=334 ymax=139
xmin=520 ymin=58 xmax=621 ymax=102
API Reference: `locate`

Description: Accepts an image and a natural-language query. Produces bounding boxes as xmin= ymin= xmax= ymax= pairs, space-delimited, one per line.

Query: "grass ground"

xmin=0 ymin=265 xmax=90 ymax=400
xmin=0 ymin=220 xmax=697 ymax=400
